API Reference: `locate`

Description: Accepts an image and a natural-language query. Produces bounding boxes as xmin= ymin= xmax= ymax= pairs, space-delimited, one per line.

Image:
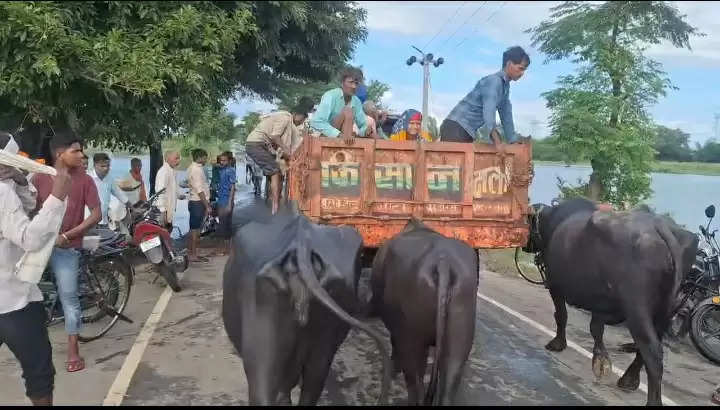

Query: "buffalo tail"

xmin=654 ymin=218 xmax=684 ymax=322
xmin=425 ymin=254 xmax=450 ymax=406
xmin=295 ymin=223 xmax=392 ymax=405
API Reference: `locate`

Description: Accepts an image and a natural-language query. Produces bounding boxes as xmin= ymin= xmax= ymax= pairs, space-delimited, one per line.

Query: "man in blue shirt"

xmin=309 ymin=66 xmax=369 ymax=145
xmin=441 ymin=46 xmax=531 ymax=147
xmin=213 ymin=151 xmax=236 ymax=256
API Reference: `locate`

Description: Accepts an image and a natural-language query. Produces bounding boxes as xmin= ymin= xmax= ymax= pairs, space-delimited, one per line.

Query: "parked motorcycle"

xmin=111 ymin=187 xmax=187 ymax=292
xmin=667 ymin=204 xmax=720 ymax=364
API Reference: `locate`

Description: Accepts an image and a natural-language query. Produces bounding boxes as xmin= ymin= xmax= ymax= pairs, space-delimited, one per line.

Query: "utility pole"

xmin=714 ymin=113 xmax=720 ymax=140
xmin=407 ymin=46 xmax=444 ymax=133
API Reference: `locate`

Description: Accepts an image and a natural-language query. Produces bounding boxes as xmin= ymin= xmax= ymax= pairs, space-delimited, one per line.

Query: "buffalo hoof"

xmin=545 ymin=337 xmax=567 ymax=352
xmin=618 ymin=342 xmax=638 ymax=353
xmin=617 ymin=373 xmax=640 ymax=392
xmin=592 ymin=352 xmax=612 ymax=380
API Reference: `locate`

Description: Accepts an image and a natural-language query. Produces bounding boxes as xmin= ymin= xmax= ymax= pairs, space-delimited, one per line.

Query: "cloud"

xmin=465 ymin=63 xmax=498 ymax=77
xmin=227 ymin=97 xmax=276 ymax=123
xmin=645 ymin=2 xmax=720 ymax=67
xmin=656 ymin=118 xmax=715 ymax=146
xmin=360 ymin=1 xmax=558 ymax=51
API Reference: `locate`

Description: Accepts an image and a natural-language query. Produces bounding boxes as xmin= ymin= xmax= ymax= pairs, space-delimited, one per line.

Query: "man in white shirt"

xmin=186 ymin=148 xmax=212 ymax=263
xmin=89 ymin=152 xmax=130 ymax=226
xmin=0 ymin=130 xmax=71 ymax=406
xmin=154 ymin=151 xmax=185 ymax=230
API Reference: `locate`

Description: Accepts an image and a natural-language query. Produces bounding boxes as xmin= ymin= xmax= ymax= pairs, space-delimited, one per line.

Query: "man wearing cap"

xmin=245 ymin=96 xmax=315 ymax=214
xmin=0 ymin=130 xmax=72 ymax=405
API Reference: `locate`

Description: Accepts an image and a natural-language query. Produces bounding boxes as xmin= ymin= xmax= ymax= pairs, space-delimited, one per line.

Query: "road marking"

xmin=103 ymin=272 xmax=183 ymax=406
xmin=476 ymin=291 xmax=678 ymax=406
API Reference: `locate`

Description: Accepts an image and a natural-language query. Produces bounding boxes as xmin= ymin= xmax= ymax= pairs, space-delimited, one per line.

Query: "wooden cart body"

xmin=286 ymin=137 xmax=534 ymax=249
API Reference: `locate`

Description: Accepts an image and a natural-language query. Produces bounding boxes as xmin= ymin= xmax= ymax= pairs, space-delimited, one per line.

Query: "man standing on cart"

xmin=440 ymin=46 xmax=531 ymax=150
xmin=245 ymin=97 xmax=315 ymax=215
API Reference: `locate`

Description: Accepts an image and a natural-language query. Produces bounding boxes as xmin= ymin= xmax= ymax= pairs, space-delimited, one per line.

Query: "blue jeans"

xmin=49 ymin=248 xmax=81 ymax=335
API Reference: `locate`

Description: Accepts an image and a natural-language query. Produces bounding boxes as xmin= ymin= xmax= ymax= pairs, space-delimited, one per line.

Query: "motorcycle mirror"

xmin=706 ymin=205 xmax=715 ymax=219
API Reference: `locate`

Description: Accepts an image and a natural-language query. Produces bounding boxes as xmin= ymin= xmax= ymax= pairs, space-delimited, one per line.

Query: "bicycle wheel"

xmin=690 ymin=302 xmax=720 ymax=365
xmin=78 ymin=255 xmax=133 ymax=342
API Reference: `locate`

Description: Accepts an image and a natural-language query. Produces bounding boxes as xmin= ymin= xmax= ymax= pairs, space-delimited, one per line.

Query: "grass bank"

xmin=479 ymin=248 xmax=543 ymax=281
xmin=535 ymin=160 xmax=720 ymax=176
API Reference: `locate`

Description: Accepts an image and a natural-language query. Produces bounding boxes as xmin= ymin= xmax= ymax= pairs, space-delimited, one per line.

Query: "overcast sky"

xmin=228 ymin=1 xmax=720 ymax=145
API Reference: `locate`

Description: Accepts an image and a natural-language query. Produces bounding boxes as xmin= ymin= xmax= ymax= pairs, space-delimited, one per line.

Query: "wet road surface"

xmin=1 ymin=175 xmax=718 ymax=406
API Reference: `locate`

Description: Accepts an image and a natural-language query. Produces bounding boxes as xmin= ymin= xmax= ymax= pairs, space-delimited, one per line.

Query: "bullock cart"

xmin=286 ymin=136 xmax=534 ymax=266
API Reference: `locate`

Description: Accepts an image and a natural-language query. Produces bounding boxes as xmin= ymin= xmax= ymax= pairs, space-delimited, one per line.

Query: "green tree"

xmin=366 ymin=79 xmax=390 ymax=110
xmin=427 ymin=116 xmax=439 ymax=141
xmin=695 ymin=140 xmax=720 ymax=163
xmin=1 ymin=1 xmax=367 ymax=191
xmin=654 ymin=125 xmax=692 ymax=162
xmin=236 ymin=111 xmax=262 ymax=145
xmin=528 ymin=1 xmax=702 ymax=207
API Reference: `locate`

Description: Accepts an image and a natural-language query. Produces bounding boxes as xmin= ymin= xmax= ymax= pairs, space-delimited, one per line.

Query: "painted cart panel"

xmin=287 ymin=137 xmax=534 ymax=249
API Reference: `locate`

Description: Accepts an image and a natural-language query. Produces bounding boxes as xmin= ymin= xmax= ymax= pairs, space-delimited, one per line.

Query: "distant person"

xmin=89 ymin=153 xmax=131 ymax=227
xmin=116 ymin=158 xmax=147 ymax=206
xmin=32 ymin=129 xmax=102 ymax=374
xmin=155 ymin=151 xmax=186 ymax=231
xmin=389 ymin=109 xmax=433 ymax=142
xmin=441 ymin=46 xmax=531 ymax=147
xmin=213 ymin=151 xmax=236 ymax=256
xmin=186 ymin=148 xmax=212 ymax=263
xmin=81 ymin=153 xmax=89 ymax=172
xmin=246 ymin=97 xmax=314 ymax=214
xmin=309 ymin=66 xmax=370 ymax=145
xmin=0 ymin=131 xmax=71 ymax=405
xmin=363 ymin=101 xmax=389 ymax=139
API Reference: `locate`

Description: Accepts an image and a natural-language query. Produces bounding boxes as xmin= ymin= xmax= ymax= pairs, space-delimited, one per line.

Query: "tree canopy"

xmin=1 ymin=1 xmax=368 ymax=154
xmin=528 ymin=1 xmax=702 ymax=206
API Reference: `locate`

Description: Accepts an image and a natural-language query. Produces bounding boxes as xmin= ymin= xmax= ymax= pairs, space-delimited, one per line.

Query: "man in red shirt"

xmin=32 ymin=129 xmax=101 ymax=373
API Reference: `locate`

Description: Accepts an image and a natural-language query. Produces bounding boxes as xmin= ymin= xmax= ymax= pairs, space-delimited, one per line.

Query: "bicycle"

xmin=38 ymin=229 xmax=134 ymax=342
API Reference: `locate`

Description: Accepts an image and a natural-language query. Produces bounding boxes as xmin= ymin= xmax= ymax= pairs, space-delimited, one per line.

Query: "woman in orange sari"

xmin=389 ymin=109 xmax=433 ymax=142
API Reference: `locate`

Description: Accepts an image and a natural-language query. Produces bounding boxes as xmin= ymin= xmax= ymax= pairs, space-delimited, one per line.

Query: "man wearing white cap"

xmin=0 ymin=130 xmax=71 ymax=405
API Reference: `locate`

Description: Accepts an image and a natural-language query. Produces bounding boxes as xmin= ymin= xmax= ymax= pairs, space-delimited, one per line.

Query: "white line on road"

xmin=476 ymin=291 xmax=678 ymax=406
xmin=103 ymin=273 xmax=183 ymax=406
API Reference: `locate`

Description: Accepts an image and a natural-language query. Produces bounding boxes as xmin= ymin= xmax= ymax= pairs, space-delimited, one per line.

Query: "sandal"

xmin=66 ymin=357 xmax=85 ymax=373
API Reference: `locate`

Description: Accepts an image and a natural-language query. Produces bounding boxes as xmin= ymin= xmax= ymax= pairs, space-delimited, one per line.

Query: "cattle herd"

xmin=221 ymin=198 xmax=698 ymax=406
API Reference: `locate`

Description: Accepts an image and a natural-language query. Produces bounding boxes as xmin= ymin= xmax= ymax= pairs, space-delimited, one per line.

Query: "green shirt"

xmin=309 ymin=88 xmax=368 ymax=138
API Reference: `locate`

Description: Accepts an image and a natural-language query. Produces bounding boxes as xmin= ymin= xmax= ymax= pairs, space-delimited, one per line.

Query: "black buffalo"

xmin=525 ymin=198 xmax=698 ymax=406
xmin=370 ymin=218 xmax=479 ymax=405
xmin=222 ymin=204 xmax=391 ymax=405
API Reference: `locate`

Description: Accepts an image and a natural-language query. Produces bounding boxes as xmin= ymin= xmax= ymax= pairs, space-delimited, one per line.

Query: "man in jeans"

xmin=186 ymin=148 xmax=212 ymax=263
xmin=32 ymin=130 xmax=101 ymax=373
xmin=441 ymin=46 xmax=531 ymax=149
xmin=0 ymin=130 xmax=71 ymax=405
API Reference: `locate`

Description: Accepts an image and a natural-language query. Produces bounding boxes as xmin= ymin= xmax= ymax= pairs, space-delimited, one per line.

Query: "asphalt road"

xmin=1 ymin=182 xmax=718 ymax=406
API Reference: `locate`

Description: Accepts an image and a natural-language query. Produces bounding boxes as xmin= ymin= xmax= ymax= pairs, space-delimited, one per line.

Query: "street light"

xmin=407 ymin=46 xmax=444 ymax=133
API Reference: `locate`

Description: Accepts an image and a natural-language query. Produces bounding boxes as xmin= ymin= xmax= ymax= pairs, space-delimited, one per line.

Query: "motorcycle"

xmin=110 ymin=188 xmax=187 ymax=292
xmin=668 ymin=204 xmax=720 ymax=364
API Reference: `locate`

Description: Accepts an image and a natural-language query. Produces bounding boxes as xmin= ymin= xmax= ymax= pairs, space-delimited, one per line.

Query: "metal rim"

xmin=514 ymin=247 xmax=546 ymax=285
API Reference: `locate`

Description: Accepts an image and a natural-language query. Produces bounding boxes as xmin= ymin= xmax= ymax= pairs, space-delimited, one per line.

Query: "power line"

xmin=454 ymin=1 xmax=507 ymax=50
xmin=436 ymin=1 xmax=489 ymax=53
xmin=422 ymin=1 xmax=468 ymax=51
